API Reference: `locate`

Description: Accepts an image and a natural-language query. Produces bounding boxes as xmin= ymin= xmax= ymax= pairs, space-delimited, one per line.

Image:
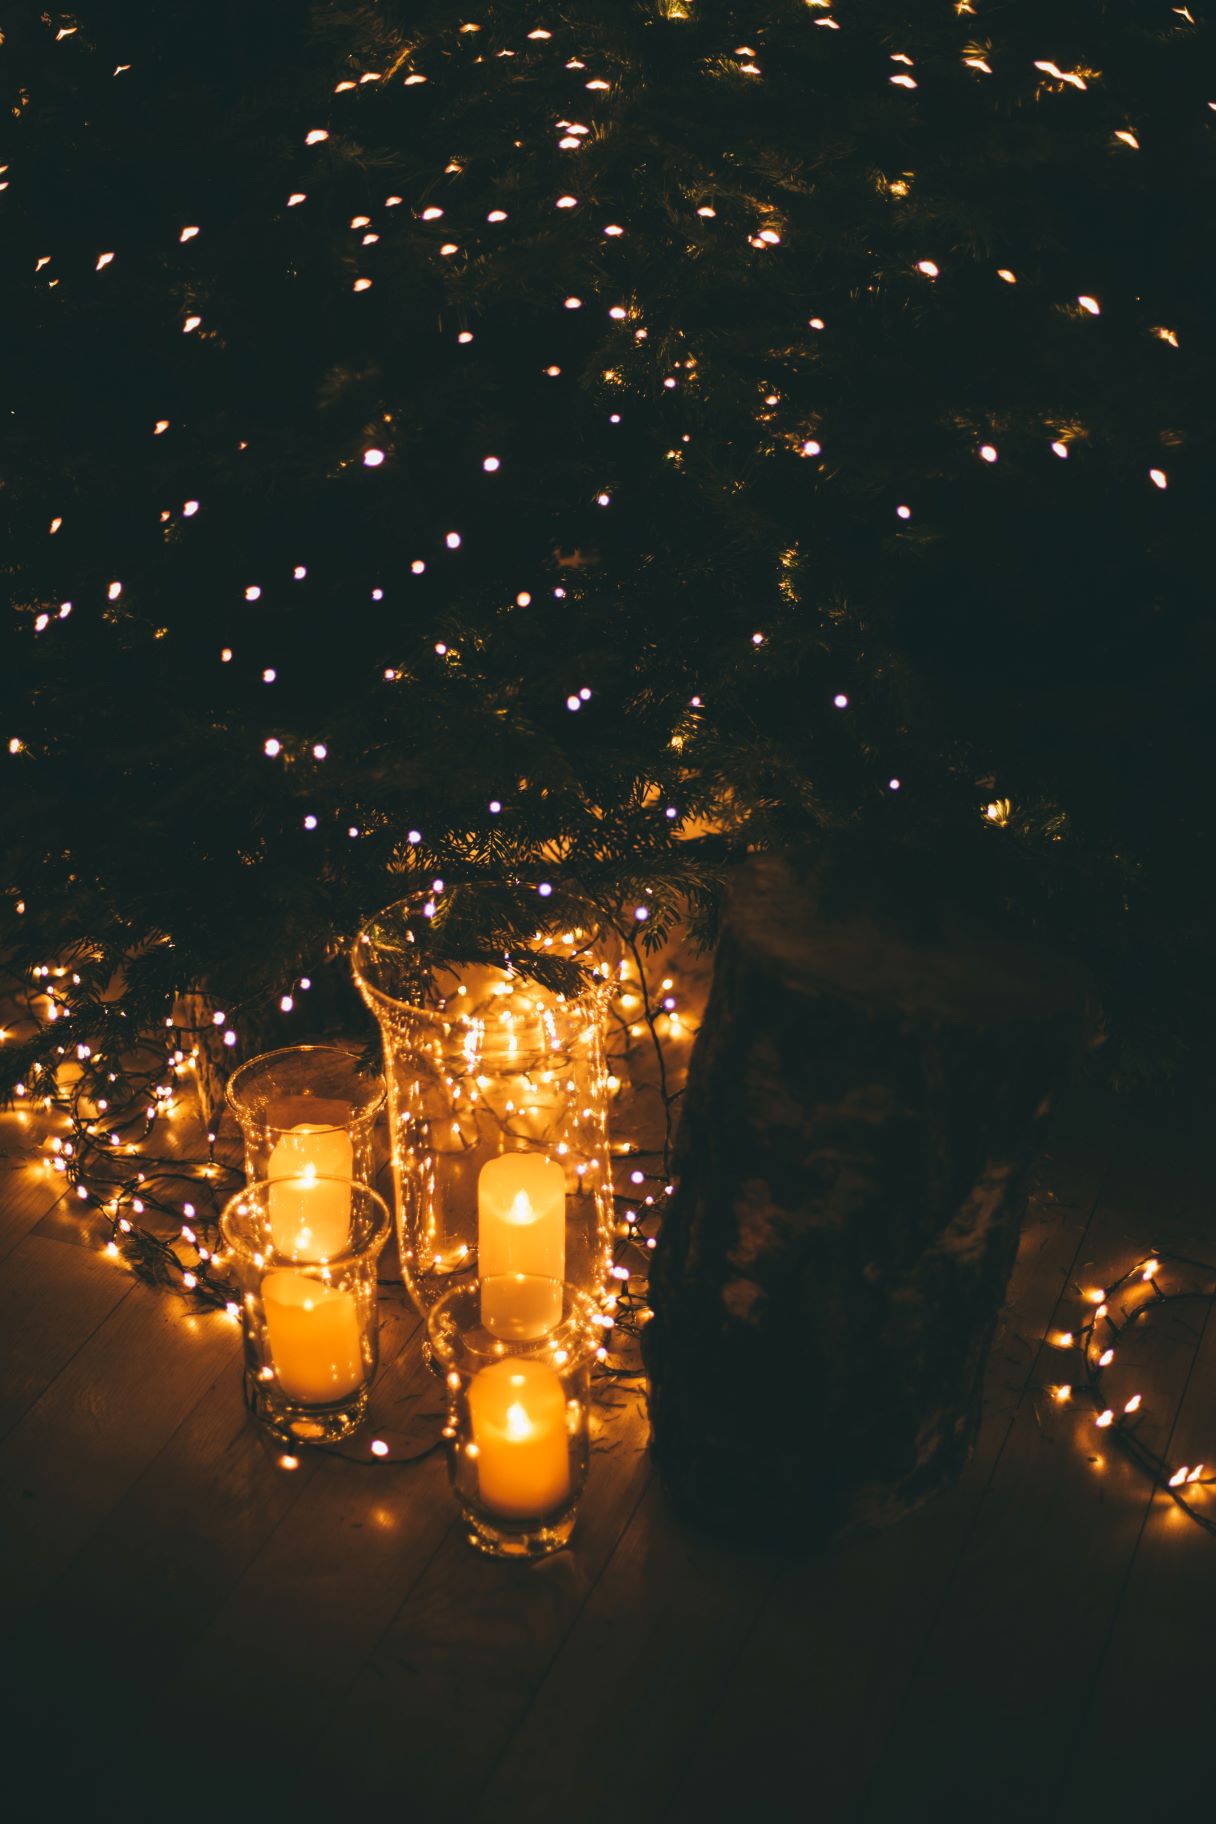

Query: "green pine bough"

xmin=3 ymin=0 xmax=1212 ymax=1109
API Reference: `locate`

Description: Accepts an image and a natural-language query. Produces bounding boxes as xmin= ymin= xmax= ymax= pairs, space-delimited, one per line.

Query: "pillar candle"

xmin=262 ymin=1270 xmax=365 ymax=1404
xmin=267 ymin=1123 xmax=354 ymax=1258
xmin=478 ymin=1153 xmax=566 ymax=1337
xmin=468 ymin=1357 xmax=570 ymax=1518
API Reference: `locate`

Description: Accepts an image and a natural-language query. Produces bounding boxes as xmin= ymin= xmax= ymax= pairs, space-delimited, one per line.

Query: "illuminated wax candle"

xmin=478 ymin=1153 xmax=566 ymax=1337
xmin=469 ymin=1357 xmax=570 ymax=1518
xmin=262 ymin=1270 xmax=364 ymax=1404
xmin=267 ymin=1123 xmax=353 ymax=1258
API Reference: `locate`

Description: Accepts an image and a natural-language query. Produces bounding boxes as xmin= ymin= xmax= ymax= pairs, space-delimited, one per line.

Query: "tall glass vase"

xmin=352 ymin=884 xmax=618 ymax=1324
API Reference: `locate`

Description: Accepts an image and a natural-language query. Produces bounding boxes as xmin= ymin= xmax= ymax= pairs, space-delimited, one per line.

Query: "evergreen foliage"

xmin=3 ymin=1 xmax=1213 ymax=1095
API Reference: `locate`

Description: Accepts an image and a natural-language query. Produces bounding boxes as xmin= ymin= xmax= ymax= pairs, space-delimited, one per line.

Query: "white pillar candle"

xmin=478 ymin=1153 xmax=566 ymax=1337
xmin=267 ymin=1123 xmax=354 ymax=1258
xmin=262 ymin=1270 xmax=365 ymax=1404
xmin=469 ymin=1357 xmax=570 ymax=1519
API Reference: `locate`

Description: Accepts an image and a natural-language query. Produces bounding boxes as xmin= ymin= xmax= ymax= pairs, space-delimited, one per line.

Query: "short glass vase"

xmin=225 ymin=1045 xmax=385 ymax=1217
xmin=427 ymin=1275 xmax=600 ymax=1559
xmin=352 ymin=883 xmax=617 ymax=1325
xmin=220 ymin=1178 xmax=390 ymax=1444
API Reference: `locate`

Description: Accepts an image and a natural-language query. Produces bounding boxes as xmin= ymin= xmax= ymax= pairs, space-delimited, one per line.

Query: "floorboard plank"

xmin=0 ymin=1143 xmax=73 ymax=1261
xmin=475 ymin=1477 xmax=779 ymax=1824
xmin=0 ymin=1279 xmax=239 ymax=1624
xmin=0 ymin=1232 xmax=132 ymax=1438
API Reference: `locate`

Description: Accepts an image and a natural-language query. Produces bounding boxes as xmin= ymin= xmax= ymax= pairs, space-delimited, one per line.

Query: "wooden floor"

xmin=3 ymin=1078 xmax=1215 ymax=1819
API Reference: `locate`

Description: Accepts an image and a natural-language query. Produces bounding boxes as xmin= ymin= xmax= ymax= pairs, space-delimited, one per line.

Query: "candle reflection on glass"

xmin=478 ymin=1154 xmax=565 ymax=1337
xmin=267 ymin=1124 xmax=353 ymax=1257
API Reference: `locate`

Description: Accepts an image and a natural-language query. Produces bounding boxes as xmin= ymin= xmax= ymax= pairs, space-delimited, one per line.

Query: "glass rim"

xmin=219 ymin=1175 xmax=391 ymax=1270
xmin=224 ymin=1043 xmax=387 ymax=1131
xmin=424 ymin=1273 xmax=603 ymax=1372
xmin=351 ymin=886 xmax=617 ymax=1027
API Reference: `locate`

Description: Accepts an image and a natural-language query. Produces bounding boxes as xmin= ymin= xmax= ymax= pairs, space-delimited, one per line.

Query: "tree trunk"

xmin=642 ymin=854 xmax=1086 ymax=1546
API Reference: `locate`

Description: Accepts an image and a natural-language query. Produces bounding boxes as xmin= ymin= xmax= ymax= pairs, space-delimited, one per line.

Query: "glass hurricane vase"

xmin=225 ymin=1044 xmax=385 ymax=1204
xmin=427 ymin=1275 xmax=601 ymax=1558
xmin=352 ymin=884 xmax=617 ymax=1325
xmin=220 ymin=1178 xmax=390 ymax=1444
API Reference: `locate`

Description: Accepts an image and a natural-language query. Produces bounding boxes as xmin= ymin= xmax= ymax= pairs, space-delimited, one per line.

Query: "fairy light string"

xmin=1051 ymin=1250 xmax=1216 ymax=1534
xmin=2 ymin=9 xmax=1212 ymax=1476
xmin=6 ymin=924 xmax=694 ymax=1413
